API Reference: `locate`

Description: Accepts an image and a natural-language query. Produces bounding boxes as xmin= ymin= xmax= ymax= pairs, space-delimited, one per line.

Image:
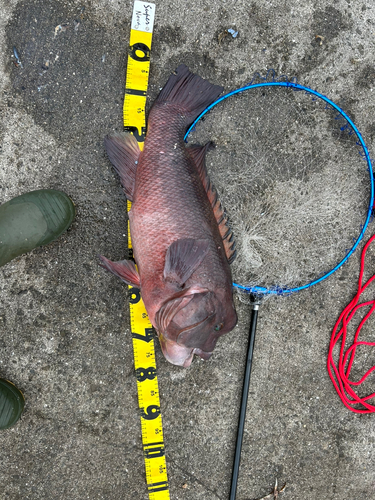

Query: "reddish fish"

xmin=100 ymin=64 xmax=237 ymax=367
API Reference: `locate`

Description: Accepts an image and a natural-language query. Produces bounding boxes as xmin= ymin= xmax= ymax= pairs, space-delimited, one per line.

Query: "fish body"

xmin=101 ymin=65 xmax=237 ymax=367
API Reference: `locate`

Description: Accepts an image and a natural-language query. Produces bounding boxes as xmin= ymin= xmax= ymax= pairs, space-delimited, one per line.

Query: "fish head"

xmin=155 ymin=288 xmax=237 ymax=367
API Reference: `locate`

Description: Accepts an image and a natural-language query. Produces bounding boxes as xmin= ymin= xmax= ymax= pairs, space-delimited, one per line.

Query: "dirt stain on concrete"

xmin=299 ymin=6 xmax=352 ymax=76
xmin=5 ymin=0 xmax=129 ymax=144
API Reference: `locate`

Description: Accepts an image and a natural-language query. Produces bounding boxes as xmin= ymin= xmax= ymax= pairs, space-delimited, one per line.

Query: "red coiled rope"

xmin=327 ymin=233 xmax=375 ymax=413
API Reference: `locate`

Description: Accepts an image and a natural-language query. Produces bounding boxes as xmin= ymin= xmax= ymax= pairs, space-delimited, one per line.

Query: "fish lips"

xmin=158 ymin=335 xmax=196 ymax=368
xmin=158 ymin=336 xmax=213 ymax=368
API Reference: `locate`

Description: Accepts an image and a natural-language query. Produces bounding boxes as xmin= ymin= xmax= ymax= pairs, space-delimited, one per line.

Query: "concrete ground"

xmin=1 ymin=1 xmax=375 ymax=499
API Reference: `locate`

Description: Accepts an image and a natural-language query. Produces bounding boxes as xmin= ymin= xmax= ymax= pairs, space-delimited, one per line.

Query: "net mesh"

xmin=187 ymin=77 xmax=371 ymax=294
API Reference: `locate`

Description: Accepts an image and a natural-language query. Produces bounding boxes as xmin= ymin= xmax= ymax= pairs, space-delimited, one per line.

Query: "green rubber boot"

xmin=0 ymin=379 xmax=25 ymax=430
xmin=0 ymin=189 xmax=75 ymax=267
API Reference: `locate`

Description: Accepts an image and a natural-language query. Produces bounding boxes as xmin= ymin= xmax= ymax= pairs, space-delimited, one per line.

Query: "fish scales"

xmin=100 ymin=65 xmax=238 ymax=367
xmin=133 ymin=113 xmax=226 ymax=285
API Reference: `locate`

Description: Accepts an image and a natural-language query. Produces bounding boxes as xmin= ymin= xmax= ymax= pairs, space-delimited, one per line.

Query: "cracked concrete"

xmin=1 ymin=1 xmax=375 ymax=499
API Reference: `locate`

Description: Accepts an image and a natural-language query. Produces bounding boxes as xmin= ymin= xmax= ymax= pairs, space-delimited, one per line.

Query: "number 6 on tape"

xmin=124 ymin=3 xmax=170 ymax=499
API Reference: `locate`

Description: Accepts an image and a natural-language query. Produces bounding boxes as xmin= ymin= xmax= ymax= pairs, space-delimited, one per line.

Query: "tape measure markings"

xmin=124 ymin=3 xmax=170 ymax=499
xmin=124 ymin=2 xmax=154 ymax=143
xmin=129 ymin=286 xmax=169 ymax=497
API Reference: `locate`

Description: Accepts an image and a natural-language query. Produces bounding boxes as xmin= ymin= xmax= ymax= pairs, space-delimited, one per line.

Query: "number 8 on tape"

xmin=124 ymin=3 xmax=170 ymax=499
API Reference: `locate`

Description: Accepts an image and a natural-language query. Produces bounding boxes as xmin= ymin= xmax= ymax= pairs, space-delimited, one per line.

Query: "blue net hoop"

xmin=184 ymin=76 xmax=374 ymax=296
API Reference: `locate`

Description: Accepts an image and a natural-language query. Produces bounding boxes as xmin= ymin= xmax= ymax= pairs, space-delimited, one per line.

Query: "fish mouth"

xmin=158 ymin=333 xmax=213 ymax=367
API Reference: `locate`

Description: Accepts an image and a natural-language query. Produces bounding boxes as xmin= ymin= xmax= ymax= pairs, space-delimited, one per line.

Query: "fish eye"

xmin=214 ymin=323 xmax=223 ymax=332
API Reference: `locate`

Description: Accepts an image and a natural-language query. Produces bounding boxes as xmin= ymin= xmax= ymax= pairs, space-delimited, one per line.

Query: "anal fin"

xmin=104 ymin=132 xmax=141 ymax=201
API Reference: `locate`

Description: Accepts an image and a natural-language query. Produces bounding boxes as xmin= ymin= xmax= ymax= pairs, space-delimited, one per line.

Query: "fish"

xmin=100 ymin=64 xmax=238 ymax=367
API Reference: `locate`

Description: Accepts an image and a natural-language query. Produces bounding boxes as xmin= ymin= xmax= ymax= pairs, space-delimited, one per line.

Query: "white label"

xmin=131 ymin=1 xmax=155 ymax=33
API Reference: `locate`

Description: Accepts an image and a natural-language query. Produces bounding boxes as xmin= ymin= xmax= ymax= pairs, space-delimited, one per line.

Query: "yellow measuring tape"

xmin=124 ymin=3 xmax=170 ymax=499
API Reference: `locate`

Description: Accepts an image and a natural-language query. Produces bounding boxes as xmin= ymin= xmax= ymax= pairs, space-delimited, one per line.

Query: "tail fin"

xmin=153 ymin=64 xmax=223 ymax=125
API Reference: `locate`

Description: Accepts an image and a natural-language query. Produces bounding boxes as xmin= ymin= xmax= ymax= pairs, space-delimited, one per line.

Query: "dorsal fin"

xmin=208 ymin=183 xmax=237 ymax=264
xmin=187 ymin=144 xmax=237 ymax=264
xmin=186 ymin=142 xmax=214 ymax=179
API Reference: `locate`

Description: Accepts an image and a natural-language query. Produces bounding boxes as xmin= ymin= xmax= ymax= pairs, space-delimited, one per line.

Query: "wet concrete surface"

xmin=1 ymin=1 xmax=375 ymax=499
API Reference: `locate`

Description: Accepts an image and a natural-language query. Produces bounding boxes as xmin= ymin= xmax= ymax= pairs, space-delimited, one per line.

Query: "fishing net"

xmin=186 ymin=71 xmax=373 ymax=298
xmin=186 ymin=71 xmax=375 ymax=422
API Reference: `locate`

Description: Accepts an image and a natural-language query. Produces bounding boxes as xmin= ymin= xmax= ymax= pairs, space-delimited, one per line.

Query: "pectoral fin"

xmin=163 ymin=238 xmax=209 ymax=286
xmin=99 ymin=255 xmax=140 ymax=287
